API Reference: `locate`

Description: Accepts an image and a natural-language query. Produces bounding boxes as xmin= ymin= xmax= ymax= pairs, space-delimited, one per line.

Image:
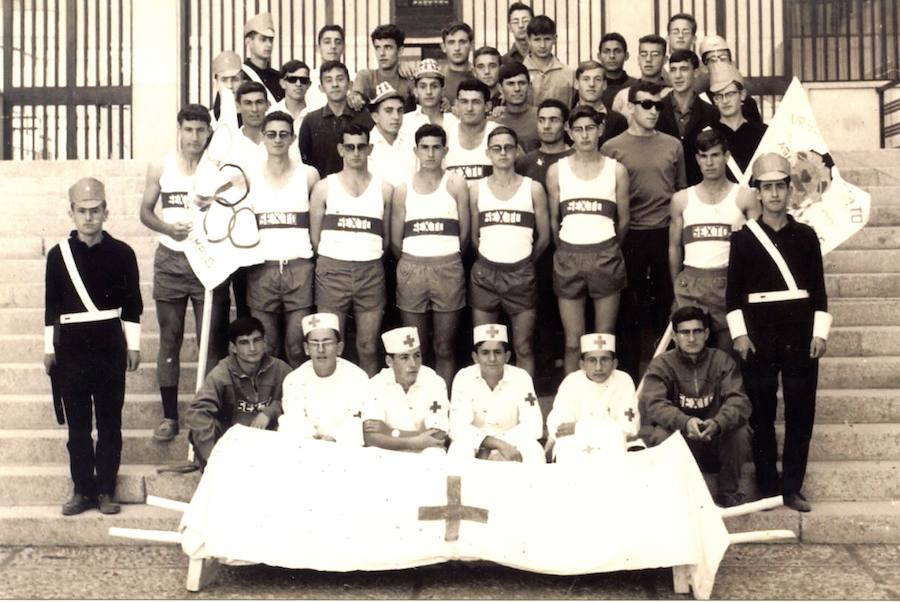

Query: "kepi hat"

xmin=68 ymin=177 xmax=106 ymax=207
xmin=708 ymin=62 xmax=745 ymax=93
xmin=752 ymin=153 xmax=792 ymax=182
xmin=244 ymin=12 xmax=275 ymax=37
xmin=213 ymin=51 xmax=242 ymax=77
xmin=302 ymin=312 xmax=340 ymax=336
xmin=382 ymin=327 xmax=420 ymax=353
xmin=580 ymin=333 xmax=615 ymax=354
xmin=474 ymin=324 xmax=508 ymax=344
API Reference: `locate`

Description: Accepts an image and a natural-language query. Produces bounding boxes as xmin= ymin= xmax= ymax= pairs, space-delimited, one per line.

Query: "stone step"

xmin=826 ymin=273 xmax=900 ymax=298
xmin=0 ymin=258 xmax=156 ymax=284
xmin=797 ymin=389 xmax=900 ymax=423
xmin=8 ymin=190 xmax=143 ymax=217
xmin=823 ymin=249 xmax=900 ymax=273
xmin=0 ymin=159 xmax=146 ymax=178
xmin=0 ymin=334 xmax=201 ymax=363
xmin=0 ymin=503 xmax=181 ymax=546
xmin=840 ymin=166 xmax=900 ymax=187
xmin=799 ymin=423 xmax=900 ymax=460
xmin=870 ymin=205 xmax=900 ymax=226
xmin=831 ymin=298 xmax=900 ymax=326
xmin=0 ymin=464 xmax=156 ymax=505
xmin=839 ymin=226 xmax=900 ymax=250
xmin=0 ymin=429 xmax=189 ymax=464
xmin=0 ymin=363 xmax=198 ymax=394
xmin=0 ymin=394 xmax=191 ymax=429
xmin=0 ymin=307 xmax=207 ymax=335
xmin=0 ymin=237 xmax=46 ymax=259
xmin=826 ymin=325 xmax=900 ymax=357
xmin=818 ymin=356 xmax=900 ymax=389
xmin=864 ymin=186 xmax=900 ymax=205
xmin=833 ymin=149 xmax=900 ymax=168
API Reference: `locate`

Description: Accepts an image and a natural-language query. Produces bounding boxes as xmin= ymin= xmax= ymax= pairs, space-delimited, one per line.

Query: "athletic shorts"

xmin=673 ymin=265 xmax=728 ymax=332
xmin=553 ymin=239 xmax=627 ymax=300
xmin=396 ymin=253 xmax=466 ymax=314
xmin=315 ymin=255 xmax=386 ymax=314
xmin=152 ymin=244 xmax=205 ymax=303
xmin=246 ymin=257 xmax=314 ymax=313
xmin=469 ymin=255 xmax=536 ymax=315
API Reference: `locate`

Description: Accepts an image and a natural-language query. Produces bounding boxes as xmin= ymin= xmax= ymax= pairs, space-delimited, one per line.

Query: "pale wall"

xmin=805 ymin=82 xmax=886 ymax=151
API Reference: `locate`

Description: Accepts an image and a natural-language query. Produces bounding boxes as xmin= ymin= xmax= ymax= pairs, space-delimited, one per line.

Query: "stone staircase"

xmin=1 ymin=153 xmax=899 ymax=545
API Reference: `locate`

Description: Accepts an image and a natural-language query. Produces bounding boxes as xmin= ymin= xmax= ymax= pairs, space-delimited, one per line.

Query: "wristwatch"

xmin=391 ymin=429 xmax=401 ymax=438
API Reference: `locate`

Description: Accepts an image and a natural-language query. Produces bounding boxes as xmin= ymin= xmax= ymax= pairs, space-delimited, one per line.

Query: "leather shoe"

xmin=61 ymin=493 xmax=94 ymax=516
xmin=714 ymin=491 xmax=746 ymax=508
xmin=784 ymin=492 xmax=811 ymax=512
xmin=153 ymin=418 xmax=179 ymax=442
xmin=97 ymin=493 xmax=121 ymax=515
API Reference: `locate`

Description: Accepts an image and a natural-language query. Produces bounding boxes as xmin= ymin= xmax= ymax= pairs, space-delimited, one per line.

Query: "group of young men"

xmin=44 ymin=6 xmax=830 ymax=519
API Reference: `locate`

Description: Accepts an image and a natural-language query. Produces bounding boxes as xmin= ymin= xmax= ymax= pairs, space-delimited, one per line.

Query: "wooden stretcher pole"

xmin=187 ymin=287 xmax=214 ymax=463
xmin=635 ymin=323 xmax=674 ymax=399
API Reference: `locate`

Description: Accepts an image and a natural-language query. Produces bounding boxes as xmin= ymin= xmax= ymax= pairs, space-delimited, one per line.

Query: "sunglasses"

xmin=284 ymin=75 xmax=312 ymax=85
xmin=341 ymin=142 xmax=370 ymax=153
xmin=636 ymin=99 xmax=665 ymax=111
xmin=263 ymin=130 xmax=293 ymax=140
xmin=488 ymin=144 xmax=517 ymax=154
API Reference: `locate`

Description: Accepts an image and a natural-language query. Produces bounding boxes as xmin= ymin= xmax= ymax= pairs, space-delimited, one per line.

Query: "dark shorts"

xmin=553 ymin=239 xmax=627 ymax=300
xmin=152 ymin=244 xmax=205 ymax=302
xmin=247 ymin=257 xmax=314 ymax=313
xmin=469 ymin=255 xmax=536 ymax=315
xmin=673 ymin=266 xmax=728 ymax=332
xmin=396 ymin=253 xmax=466 ymax=314
xmin=315 ymin=255 xmax=386 ymax=314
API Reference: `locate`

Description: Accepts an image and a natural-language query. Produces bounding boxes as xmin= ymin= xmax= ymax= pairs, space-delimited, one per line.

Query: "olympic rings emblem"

xmin=197 ymin=162 xmax=260 ymax=249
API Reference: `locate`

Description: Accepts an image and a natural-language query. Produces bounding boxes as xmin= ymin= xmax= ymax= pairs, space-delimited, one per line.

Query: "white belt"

xmin=60 ymin=308 xmax=122 ymax=324
xmin=747 ymin=290 xmax=809 ymax=303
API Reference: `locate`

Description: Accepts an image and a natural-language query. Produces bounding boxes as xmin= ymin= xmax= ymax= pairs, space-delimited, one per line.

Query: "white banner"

xmin=738 ymin=77 xmax=871 ymax=255
xmin=180 ymin=426 xmax=731 ymax=600
xmin=182 ymin=125 xmax=265 ymax=289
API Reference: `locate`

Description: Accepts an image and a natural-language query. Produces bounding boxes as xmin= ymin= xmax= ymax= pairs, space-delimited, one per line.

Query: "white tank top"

xmin=557 ymin=156 xmax=619 ymax=245
xmin=317 ymin=173 xmax=385 ymax=262
xmin=682 ymin=183 xmax=745 ymax=269
xmin=252 ymin=163 xmax=313 ymax=261
xmin=444 ymin=122 xmax=498 ymax=181
xmin=477 ymin=176 xmax=535 ymax=264
xmin=401 ymin=173 xmax=461 ymax=257
xmin=158 ymin=153 xmax=195 ymax=251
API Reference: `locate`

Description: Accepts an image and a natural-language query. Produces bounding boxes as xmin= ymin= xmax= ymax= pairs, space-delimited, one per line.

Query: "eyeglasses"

xmin=307 ymin=339 xmax=337 ymax=349
xmin=263 ymin=130 xmax=293 ymax=140
xmin=712 ymin=90 xmax=741 ymax=103
xmin=341 ymin=143 xmax=370 ymax=153
xmin=284 ymin=75 xmax=312 ymax=85
xmin=488 ymin=144 xmax=516 ymax=154
xmin=636 ymin=99 xmax=665 ymax=111
xmin=675 ymin=328 xmax=707 ymax=337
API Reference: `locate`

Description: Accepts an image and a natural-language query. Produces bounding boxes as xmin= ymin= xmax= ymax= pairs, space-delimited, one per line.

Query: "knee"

xmin=722 ymin=424 xmax=753 ymax=456
xmin=513 ymin=335 xmax=534 ymax=358
xmin=434 ymin=339 xmax=453 ymax=360
xmin=357 ymin=337 xmax=378 ymax=358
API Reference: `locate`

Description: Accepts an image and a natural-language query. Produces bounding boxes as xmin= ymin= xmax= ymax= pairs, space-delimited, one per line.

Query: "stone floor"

xmin=2 ymin=543 xmax=900 ymax=599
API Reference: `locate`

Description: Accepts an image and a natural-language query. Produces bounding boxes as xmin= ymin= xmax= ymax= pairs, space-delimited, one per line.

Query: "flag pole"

xmin=635 ymin=323 xmax=673 ymax=399
xmin=186 ymin=287 xmax=214 ymax=463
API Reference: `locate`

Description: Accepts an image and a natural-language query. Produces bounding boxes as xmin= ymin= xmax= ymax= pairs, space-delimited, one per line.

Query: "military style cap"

xmin=414 ymin=58 xmax=444 ymax=82
xmin=474 ymin=324 xmax=508 ymax=344
xmin=68 ymin=177 xmax=106 ymax=206
xmin=213 ymin=51 xmax=242 ymax=77
xmin=370 ymin=81 xmax=402 ymax=106
xmin=580 ymin=333 xmax=615 ymax=354
xmin=382 ymin=327 xmax=420 ymax=353
xmin=244 ymin=12 xmax=275 ymax=37
xmin=301 ymin=312 xmax=340 ymax=336
xmin=752 ymin=152 xmax=792 ymax=182
xmin=708 ymin=62 xmax=745 ymax=93
xmin=698 ymin=34 xmax=730 ymax=57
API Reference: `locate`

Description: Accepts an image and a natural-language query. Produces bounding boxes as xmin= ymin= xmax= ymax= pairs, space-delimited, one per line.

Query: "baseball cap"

xmin=244 ymin=12 xmax=275 ymax=38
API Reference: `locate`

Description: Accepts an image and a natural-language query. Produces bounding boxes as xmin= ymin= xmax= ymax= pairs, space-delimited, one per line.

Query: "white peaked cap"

xmin=581 ymin=333 xmax=616 ymax=354
xmin=382 ymin=327 xmax=420 ymax=353
xmin=301 ymin=312 xmax=340 ymax=336
xmin=474 ymin=324 xmax=508 ymax=344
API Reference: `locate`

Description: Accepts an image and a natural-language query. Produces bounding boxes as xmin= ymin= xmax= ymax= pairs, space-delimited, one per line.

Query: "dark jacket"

xmin=639 ymin=347 xmax=750 ymax=435
xmin=656 ymin=93 xmax=721 ymax=186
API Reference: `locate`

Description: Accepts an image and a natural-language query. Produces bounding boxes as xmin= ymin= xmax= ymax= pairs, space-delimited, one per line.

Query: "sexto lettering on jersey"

xmin=322 ymin=213 xmax=384 ymax=234
xmin=403 ymin=218 xmax=461 ymax=238
xmin=682 ymin=223 xmax=732 ymax=244
xmin=560 ymin=198 xmax=617 ymax=218
xmin=678 ymin=393 xmax=713 ymax=411
xmin=479 ymin=209 xmax=536 ymax=229
xmin=447 ymin=164 xmax=493 ymax=180
xmin=257 ymin=211 xmax=310 ymax=229
xmin=161 ymin=191 xmax=190 ymax=209
xmin=236 ymin=397 xmax=272 ymax=414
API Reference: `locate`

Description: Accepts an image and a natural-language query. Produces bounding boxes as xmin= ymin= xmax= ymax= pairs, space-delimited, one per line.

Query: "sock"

xmin=161 ymin=386 xmax=179 ymax=420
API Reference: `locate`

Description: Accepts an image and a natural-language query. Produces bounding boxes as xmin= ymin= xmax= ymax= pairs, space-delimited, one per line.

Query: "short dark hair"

xmin=695 ymin=128 xmax=729 ymax=153
xmin=487 ymin=125 xmax=518 ymax=145
xmin=537 ymin=98 xmax=569 ymax=122
xmin=575 ymin=59 xmax=605 ymax=79
xmin=628 ymin=80 xmax=664 ymax=103
xmin=498 ymin=61 xmax=529 ymax=84
xmin=340 ymin=122 xmax=371 ymax=143
xmin=262 ymin=110 xmax=294 ymax=134
xmin=668 ymin=49 xmax=700 ymax=69
xmin=317 ymin=24 xmax=345 ymax=44
xmin=319 ymin=60 xmax=349 ymax=82
xmin=177 ymin=103 xmax=211 ymax=125
xmin=441 ymin=21 xmax=474 ymax=42
xmin=599 ymin=32 xmax=628 ymax=53
xmin=236 ymin=81 xmax=267 ymax=102
xmin=473 ymin=46 xmax=501 ymax=62
xmin=638 ymin=34 xmax=667 ymax=53
xmin=371 ymin=23 xmax=405 ymax=46
xmin=527 ymin=15 xmax=556 ymax=36
xmin=456 ymin=78 xmax=491 ymax=102
xmin=668 ymin=12 xmax=698 ymax=34
xmin=415 ymin=123 xmax=448 ymax=146
xmin=228 ymin=316 xmax=265 ymax=344
xmin=507 ymin=2 xmax=533 ymax=18
xmin=279 ymin=59 xmax=310 ymax=78
xmin=568 ymin=105 xmax=605 ymax=127
xmin=671 ymin=306 xmax=710 ymax=331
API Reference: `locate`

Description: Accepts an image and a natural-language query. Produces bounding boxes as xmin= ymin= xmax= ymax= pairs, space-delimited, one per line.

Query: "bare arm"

xmin=138 ymin=161 xmax=177 ymax=237
xmin=447 ymin=173 xmax=471 ymax=252
xmin=306 ymin=165 xmax=321 ymax=192
xmin=468 ymin=181 xmax=481 ymax=251
xmin=668 ymin=190 xmax=687 ymax=283
xmin=545 ymin=163 xmax=561 ymax=247
xmin=390 ymin=182 xmax=407 ymax=259
xmin=736 ymin=185 xmax=761 ymax=220
xmin=381 ymin=181 xmax=394 ymax=253
xmin=309 ymin=178 xmax=329 ymax=252
xmin=530 ymin=180 xmax=550 ymax=262
xmin=614 ymin=161 xmax=631 ymax=246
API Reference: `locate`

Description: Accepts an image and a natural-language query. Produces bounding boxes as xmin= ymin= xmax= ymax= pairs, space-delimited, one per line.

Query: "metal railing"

xmin=878 ymin=77 xmax=900 ymax=148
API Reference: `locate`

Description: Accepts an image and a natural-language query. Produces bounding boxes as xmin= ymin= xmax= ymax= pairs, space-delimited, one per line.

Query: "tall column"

xmin=604 ymin=0 xmax=656 ymax=78
xmin=132 ymin=0 xmax=180 ymax=160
